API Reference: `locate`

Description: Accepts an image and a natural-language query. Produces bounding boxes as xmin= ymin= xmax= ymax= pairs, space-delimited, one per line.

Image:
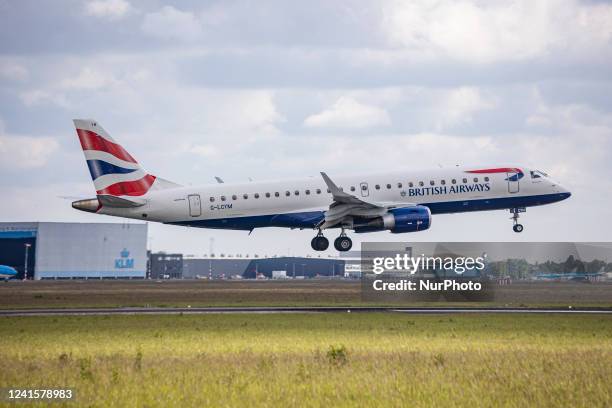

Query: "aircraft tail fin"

xmin=73 ymin=119 xmax=181 ymax=196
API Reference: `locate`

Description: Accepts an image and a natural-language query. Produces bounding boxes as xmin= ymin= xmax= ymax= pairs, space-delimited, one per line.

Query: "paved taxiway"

xmin=1 ymin=306 xmax=611 ymax=316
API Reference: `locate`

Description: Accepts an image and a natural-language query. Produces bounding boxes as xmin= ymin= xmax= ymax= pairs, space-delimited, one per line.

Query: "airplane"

xmin=0 ymin=265 xmax=18 ymax=281
xmin=71 ymin=119 xmax=571 ymax=252
xmin=535 ymin=272 xmax=605 ymax=281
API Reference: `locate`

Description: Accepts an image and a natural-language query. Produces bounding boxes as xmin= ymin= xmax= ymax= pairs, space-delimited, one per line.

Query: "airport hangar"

xmin=0 ymin=222 xmax=148 ymax=280
xmin=0 ymin=222 xmax=346 ymax=280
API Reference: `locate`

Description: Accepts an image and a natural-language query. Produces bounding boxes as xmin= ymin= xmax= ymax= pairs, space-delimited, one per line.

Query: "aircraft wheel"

xmin=334 ymin=236 xmax=352 ymax=252
xmin=513 ymin=224 xmax=524 ymax=233
xmin=311 ymin=236 xmax=329 ymax=251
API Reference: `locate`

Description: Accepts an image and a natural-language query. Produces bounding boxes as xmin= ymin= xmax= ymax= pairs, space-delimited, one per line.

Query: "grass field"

xmin=1 ymin=280 xmax=611 ymax=309
xmin=0 ymin=313 xmax=611 ymax=407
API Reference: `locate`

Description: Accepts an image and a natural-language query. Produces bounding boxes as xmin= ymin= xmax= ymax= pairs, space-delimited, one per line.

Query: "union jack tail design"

xmin=74 ymin=119 xmax=160 ymax=197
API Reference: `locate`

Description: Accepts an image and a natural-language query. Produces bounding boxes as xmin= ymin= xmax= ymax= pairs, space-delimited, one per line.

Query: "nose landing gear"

xmin=510 ymin=208 xmax=525 ymax=233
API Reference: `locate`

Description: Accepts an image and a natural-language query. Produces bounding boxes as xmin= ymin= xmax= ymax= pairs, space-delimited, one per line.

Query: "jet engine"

xmin=352 ymin=206 xmax=431 ymax=233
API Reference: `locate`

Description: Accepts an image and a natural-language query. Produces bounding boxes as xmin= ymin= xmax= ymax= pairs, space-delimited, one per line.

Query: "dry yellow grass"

xmin=0 ymin=313 xmax=611 ymax=407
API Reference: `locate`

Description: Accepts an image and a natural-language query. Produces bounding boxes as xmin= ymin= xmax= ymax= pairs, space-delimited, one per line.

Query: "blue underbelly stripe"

xmin=167 ymin=193 xmax=570 ymax=230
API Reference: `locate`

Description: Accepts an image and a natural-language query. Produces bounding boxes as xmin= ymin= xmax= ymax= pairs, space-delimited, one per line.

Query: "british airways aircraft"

xmin=71 ymin=120 xmax=571 ymax=251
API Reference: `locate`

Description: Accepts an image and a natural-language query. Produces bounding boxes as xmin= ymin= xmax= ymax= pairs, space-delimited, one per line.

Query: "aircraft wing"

xmin=318 ymin=172 xmax=416 ymax=229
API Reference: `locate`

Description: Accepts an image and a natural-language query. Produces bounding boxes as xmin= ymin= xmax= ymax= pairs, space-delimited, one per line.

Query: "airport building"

xmin=0 ymin=222 xmax=148 ymax=279
xmin=149 ymin=252 xmax=183 ymax=279
xmin=181 ymin=256 xmax=345 ymax=279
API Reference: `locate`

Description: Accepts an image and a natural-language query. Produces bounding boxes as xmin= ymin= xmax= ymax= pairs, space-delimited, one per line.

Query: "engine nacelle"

xmin=353 ymin=206 xmax=431 ymax=234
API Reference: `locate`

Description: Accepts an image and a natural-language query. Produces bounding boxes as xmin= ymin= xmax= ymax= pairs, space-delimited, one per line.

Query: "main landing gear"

xmin=334 ymin=231 xmax=352 ymax=252
xmin=311 ymin=231 xmax=329 ymax=251
xmin=510 ymin=208 xmax=525 ymax=233
xmin=311 ymin=230 xmax=353 ymax=252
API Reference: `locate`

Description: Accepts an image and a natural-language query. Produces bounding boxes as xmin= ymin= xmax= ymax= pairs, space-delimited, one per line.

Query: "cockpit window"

xmin=531 ymin=170 xmax=549 ymax=179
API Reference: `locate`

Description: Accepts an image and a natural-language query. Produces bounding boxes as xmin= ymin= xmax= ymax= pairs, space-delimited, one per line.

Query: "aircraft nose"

xmin=556 ymin=184 xmax=571 ymax=200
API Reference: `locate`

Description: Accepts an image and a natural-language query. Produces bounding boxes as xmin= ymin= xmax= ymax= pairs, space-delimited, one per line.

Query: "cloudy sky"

xmin=1 ymin=0 xmax=611 ymax=256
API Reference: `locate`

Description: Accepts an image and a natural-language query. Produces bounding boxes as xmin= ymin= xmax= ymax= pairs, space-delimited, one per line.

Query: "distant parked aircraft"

xmin=535 ymin=272 xmax=605 ymax=281
xmin=71 ymin=120 xmax=571 ymax=251
xmin=0 ymin=265 xmax=18 ymax=281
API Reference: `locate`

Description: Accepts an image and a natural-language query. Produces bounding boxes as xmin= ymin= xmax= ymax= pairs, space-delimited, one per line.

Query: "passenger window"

xmin=473 ymin=177 xmax=478 ymax=183
xmin=375 ymin=184 xmax=380 ymax=190
xmin=327 ymin=188 xmax=331 ymax=193
xmin=210 ymin=197 xmax=215 ymax=202
xmin=285 ymin=191 xmax=290 ymax=197
xmin=419 ymin=181 xmax=424 ymax=187
xmin=397 ymin=182 xmax=402 ymax=188
xmin=221 ymin=196 xmax=226 ymax=201
xmin=409 ymin=182 xmax=413 ymax=188
xmin=232 ymin=195 xmax=237 ymax=200
xmin=350 ymin=186 xmax=355 ymax=192
xmin=386 ymin=184 xmax=391 ymax=189
xmin=316 ymin=189 xmax=321 ymax=194
xmin=441 ymin=180 xmax=446 ymax=185
xmin=462 ymin=178 xmax=468 ymax=183
xmin=429 ymin=180 xmax=435 ymax=186
xmin=243 ymin=194 xmax=248 ymax=199
xmin=254 ymin=193 xmax=260 ymax=199
xmin=484 ymin=177 xmax=490 ymax=182
xmin=294 ymin=190 xmax=299 ymax=196
xmin=361 ymin=185 xmax=367 ymax=191
xmin=305 ymin=189 xmax=310 ymax=195
xmin=451 ymin=179 xmax=457 ymax=184
xmin=265 ymin=192 xmax=270 ymax=198
xmin=274 ymin=192 xmax=280 ymax=197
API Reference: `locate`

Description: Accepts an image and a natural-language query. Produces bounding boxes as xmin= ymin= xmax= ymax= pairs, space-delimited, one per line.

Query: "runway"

xmin=1 ymin=306 xmax=611 ymax=316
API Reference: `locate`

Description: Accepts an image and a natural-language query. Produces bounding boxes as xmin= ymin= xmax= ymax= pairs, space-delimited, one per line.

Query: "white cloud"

xmin=435 ymin=87 xmax=496 ymax=130
xmin=183 ymin=144 xmax=219 ymax=158
xmin=19 ymin=90 xmax=71 ymax=108
xmin=0 ymin=134 xmax=59 ymax=169
xmin=141 ymin=6 xmax=203 ymax=41
xmin=84 ymin=0 xmax=132 ymax=20
xmin=381 ymin=0 xmax=612 ymax=63
xmin=304 ymin=96 xmax=391 ymax=129
xmin=0 ymin=61 xmax=28 ymax=81
xmin=60 ymin=67 xmax=119 ymax=90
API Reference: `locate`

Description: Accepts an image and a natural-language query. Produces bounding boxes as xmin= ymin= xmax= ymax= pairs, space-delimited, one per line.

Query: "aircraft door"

xmin=188 ymin=194 xmax=201 ymax=217
xmin=507 ymin=172 xmax=520 ymax=193
xmin=360 ymin=182 xmax=369 ymax=197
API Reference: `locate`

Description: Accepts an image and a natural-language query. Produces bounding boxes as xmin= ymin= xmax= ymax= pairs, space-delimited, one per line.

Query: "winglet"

xmin=320 ymin=172 xmax=366 ymax=205
xmin=320 ymin=172 xmax=342 ymax=196
xmin=214 ymin=176 xmax=224 ymax=184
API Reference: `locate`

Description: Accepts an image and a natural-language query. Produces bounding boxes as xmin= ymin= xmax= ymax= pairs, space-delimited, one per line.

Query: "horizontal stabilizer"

xmin=153 ymin=177 xmax=182 ymax=189
xmin=97 ymin=194 xmax=145 ymax=208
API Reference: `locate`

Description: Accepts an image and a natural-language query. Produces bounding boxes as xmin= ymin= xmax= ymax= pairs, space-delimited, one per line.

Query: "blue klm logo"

xmin=115 ymin=248 xmax=134 ymax=269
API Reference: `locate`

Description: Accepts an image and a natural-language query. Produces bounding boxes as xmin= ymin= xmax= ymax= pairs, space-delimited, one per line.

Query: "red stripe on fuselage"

xmin=466 ymin=167 xmax=522 ymax=174
xmin=76 ymin=129 xmax=137 ymax=163
xmin=96 ymin=175 xmax=156 ymax=196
